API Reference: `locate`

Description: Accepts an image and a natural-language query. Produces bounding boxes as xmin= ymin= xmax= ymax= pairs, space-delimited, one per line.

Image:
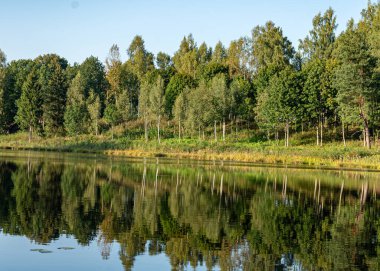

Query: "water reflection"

xmin=0 ymin=151 xmax=380 ymax=270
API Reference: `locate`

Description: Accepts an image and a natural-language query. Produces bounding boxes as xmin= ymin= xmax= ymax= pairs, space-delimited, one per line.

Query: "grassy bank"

xmin=0 ymin=132 xmax=380 ymax=170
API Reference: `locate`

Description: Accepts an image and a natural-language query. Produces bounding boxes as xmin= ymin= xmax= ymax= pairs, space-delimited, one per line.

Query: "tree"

xmin=104 ymin=103 xmax=120 ymax=139
xmin=173 ymin=34 xmax=199 ymax=77
xmin=229 ymin=77 xmax=254 ymax=125
xmin=255 ymin=67 xmax=302 ymax=146
xmin=197 ymin=42 xmax=212 ymax=65
xmin=299 ymin=7 xmax=337 ymax=61
xmin=64 ymin=73 xmax=89 ymax=135
xmin=211 ymin=41 xmax=227 ymax=64
xmin=126 ymin=36 xmax=154 ymax=79
xmin=156 ymin=52 xmax=172 ymax=70
xmin=106 ymin=44 xmax=123 ymax=103
xmin=79 ymin=56 xmax=108 ymax=106
xmin=36 ymin=55 xmax=68 ymax=136
xmin=227 ymin=38 xmax=251 ymax=79
xmin=16 ymin=69 xmax=43 ymax=142
xmin=0 ymin=51 xmax=11 ymax=133
xmin=138 ymin=78 xmax=150 ymax=142
xmin=149 ymin=76 xmax=165 ymax=143
xmin=87 ymin=90 xmax=101 ymax=136
xmin=115 ymin=90 xmax=132 ymax=125
xmin=0 ymin=49 xmax=6 ymax=68
xmin=299 ymin=8 xmax=338 ymax=145
xmin=3 ymin=59 xmax=35 ymax=133
xmin=173 ymin=89 xmax=189 ymax=139
xmin=302 ymin=59 xmax=329 ymax=146
xmin=184 ymin=81 xmax=211 ymax=139
xmin=333 ymin=20 xmax=377 ymax=148
xmin=209 ymin=74 xmax=231 ymax=141
xmin=251 ymin=21 xmax=294 ymax=73
xmin=164 ymin=74 xmax=195 ymax=117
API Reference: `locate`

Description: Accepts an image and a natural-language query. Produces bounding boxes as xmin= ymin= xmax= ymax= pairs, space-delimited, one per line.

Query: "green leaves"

xmin=16 ymin=69 xmax=43 ymax=139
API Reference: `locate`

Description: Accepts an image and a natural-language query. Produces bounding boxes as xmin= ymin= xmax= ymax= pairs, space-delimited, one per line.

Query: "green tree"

xmin=197 ymin=42 xmax=212 ymax=65
xmin=79 ymin=56 xmax=107 ymax=107
xmin=173 ymin=34 xmax=199 ymax=77
xmin=251 ymin=21 xmax=294 ymax=73
xmin=333 ymin=20 xmax=378 ymax=148
xmin=64 ymin=73 xmax=89 ymax=135
xmin=299 ymin=7 xmax=337 ymax=61
xmin=164 ymin=74 xmax=195 ymax=117
xmin=227 ymin=38 xmax=251 ymax=79
xmin=0 ymin=49 xmax=6 ymax=68
xmin=211 ymin=41 xmax=227 ymax=64
xmin=149 ymin=76 xmax=165 ymax=143
xmin=104 ymin=103 xmax=120 ymax=139
xmin=106 ymin=44 xmax=123 ymax=103
xmin=138 ymin=78 xmax=150 ymax=142
xmin=87 ymin=90 xmax=101 ymax=136
xmin=126 ymin=36 xmax=154 ymax=79
xmin=4 ymin=59 xmax=35 ymax=132
xmin=16 ymin=69 xmax=43 ymax=142
xmin=173 ymin=89 xmax=189 ymax=139
xmin=255 ymin=67 xmax=302 ymax=146
xmin=209 ymin=74 xmax=231 ymax=141
xmin=36 ymin=55 xmax=68 ymax=136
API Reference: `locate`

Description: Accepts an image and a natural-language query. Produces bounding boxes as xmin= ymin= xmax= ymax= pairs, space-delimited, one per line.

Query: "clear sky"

xmin=0 ymin=0 xmax=370 ymax=64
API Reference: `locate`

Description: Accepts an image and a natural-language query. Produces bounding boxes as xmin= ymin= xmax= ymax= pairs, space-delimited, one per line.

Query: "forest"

xmin=1 ymin=3 xmax=380 ymax=150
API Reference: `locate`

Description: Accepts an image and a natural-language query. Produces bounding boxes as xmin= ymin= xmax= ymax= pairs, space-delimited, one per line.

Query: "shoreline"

xmin=1 ymin=133 xmax=380 ymax=171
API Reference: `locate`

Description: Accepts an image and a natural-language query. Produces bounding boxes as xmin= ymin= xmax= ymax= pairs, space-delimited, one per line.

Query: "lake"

xmin=0 ymin=150 xmax=379 ymax=271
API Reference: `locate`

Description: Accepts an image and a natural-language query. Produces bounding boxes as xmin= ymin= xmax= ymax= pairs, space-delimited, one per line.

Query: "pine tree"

xmin=333 ymin=20 xmax=377 ymax=148
xmin=40 ymin=57 xmax=68 ymax=136
xmin=16 ymin=69 xmax=43 ymax=142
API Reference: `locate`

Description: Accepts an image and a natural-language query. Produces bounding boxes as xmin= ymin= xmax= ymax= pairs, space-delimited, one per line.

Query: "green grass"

xmin=0 ymin=131 xmax=379 ymax=170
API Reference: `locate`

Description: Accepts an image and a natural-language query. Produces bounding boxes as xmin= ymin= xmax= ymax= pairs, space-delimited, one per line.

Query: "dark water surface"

xmin=0 ymin=150 xmax=380 ymax=271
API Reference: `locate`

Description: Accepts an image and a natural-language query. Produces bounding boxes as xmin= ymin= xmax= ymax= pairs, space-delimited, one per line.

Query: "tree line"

xmin=1 ymin=3 xmax=380 ymax=148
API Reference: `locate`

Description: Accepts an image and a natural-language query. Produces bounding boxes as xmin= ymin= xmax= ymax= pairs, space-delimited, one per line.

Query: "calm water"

xmin=0 ymin=151 xmax=380 ymax=271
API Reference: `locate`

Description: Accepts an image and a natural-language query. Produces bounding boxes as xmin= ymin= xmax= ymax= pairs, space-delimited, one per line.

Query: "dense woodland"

xmin=1 ymin=3 xmax=380 ymax=148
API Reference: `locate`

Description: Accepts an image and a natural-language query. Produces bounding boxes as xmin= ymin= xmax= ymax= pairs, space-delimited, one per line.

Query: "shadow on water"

xmin=0 ymin=150 xmax=380 ymax=270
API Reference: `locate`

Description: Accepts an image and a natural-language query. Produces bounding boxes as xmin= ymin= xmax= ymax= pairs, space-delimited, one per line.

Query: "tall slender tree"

xmin=16 ymin=69 xmax=43 ymax=142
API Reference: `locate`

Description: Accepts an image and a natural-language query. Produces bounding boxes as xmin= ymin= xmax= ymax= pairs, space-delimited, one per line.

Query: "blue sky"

xmin=0 ymin=0 xmax=369 ymax=64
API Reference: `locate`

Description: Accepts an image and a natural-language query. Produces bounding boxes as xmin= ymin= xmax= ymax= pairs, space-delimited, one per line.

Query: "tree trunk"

xmin=95 ymin=119 xmax=98 ymax=136
xmin=111 ymin=125 xmax=114 ymax=140
xmin=214 ymin=121 xmax=217 ymax=142
xmin=235 ymin=117 xmax=238 ymax=137
xmin=284 ymin=121 xmax=289 ymax=147
xmin=342 ymin=122 xmax=346 ymax=147
xmin=365 ymin=123 xmax=371 ymax=149
xmin=28 ymin=126 xmax=32 ymax=143
xmin=178 ymin=117 xmax=181 ymax=140
xmin=316 ymin=125 xmax=319 ymax=146
xmin=144 ymin=117 xmax=148 ymax=142
xmin=287 ymin=121 xmax=290 ymax=147
xmin=157 ymin=114 xmax=161 ymax=144
xmin=222 ymin=119 xmax=226 ymax=141
xmin=359 ymin=107 xmax=371 ymax=149
xmin=320 ymin=119 xmax=323 ymax=147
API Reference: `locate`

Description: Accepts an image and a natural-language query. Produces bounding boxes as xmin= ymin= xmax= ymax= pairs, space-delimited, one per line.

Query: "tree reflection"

xmin=0 ymin=158 xmax=380 ymax=270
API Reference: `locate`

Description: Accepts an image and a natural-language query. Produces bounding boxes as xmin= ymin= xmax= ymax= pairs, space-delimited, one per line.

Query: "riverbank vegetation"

xmin=1 ymin=3 xmax=380 ymax=162
xmin=1 ymin=130 xmax=380 ymax=170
